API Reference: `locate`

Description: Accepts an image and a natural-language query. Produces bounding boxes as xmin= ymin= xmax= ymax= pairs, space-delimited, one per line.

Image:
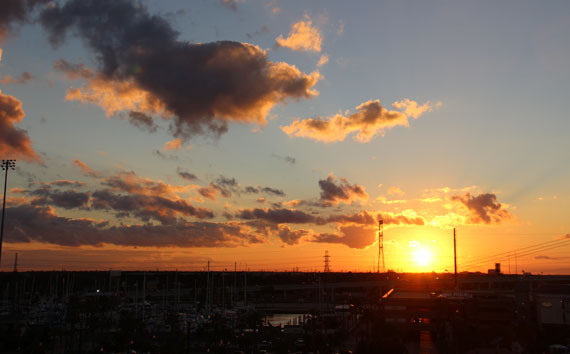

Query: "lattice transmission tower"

xmin=324 ymin=250 xmax=331 ymax=273
xmin=378 ymin=219 xmax=385 ymax=273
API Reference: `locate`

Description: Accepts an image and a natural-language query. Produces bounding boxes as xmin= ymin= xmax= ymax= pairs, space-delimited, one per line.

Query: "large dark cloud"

xmin=3 ymin=204 xmax=254 ymax=247
xmin=39 ymin=0 xmax=319 ymax=139
xmin=451 ymin=192 xmax=510 ymax=224
xmin=318 ymin=174 xmax=368 ymax=206
xmin=0 ymin=90 xmax=39 ymax=161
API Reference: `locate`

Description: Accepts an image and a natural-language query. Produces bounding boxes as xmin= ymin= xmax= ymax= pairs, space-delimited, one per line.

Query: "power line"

xmin=460 ymin=238 xmax=570 ymax=269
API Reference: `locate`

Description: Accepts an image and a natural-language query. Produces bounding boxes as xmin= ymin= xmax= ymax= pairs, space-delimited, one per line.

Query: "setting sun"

xmin=413 ymin=248 xmax=432 ymax=267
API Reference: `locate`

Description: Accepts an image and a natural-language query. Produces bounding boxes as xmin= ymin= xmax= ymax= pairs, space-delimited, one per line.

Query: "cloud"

xmin=282 ymin=99 xmax=435 ymax=143
xmin=72 ymin=158 xmax=99 ymax=177
xmin=272 ymin=153 xmax=296 ymax=165
xmin=44 ymin=180 xmax=86 ymax=188
xmin=3 ymin=204 xmax=253 ymax=247
xmin=388 ymin=186 xmax=405 ymax=196
xmin=277 ymin=225 xmax=309 ymax=245
xmin=451 ymin=192 xmax=511 ymax=224
xmin=328 ymin=210 xmax=425 ymax=226
xmin=220 ymin=0 xmax=241 ymax=11
xmin=0 ymin=71 xmax=33 ymax=84
xmin=246 ymin=24 xmax=270 ymax=39
xmin=91 ymin=190 xmax=214 ymax=225
xmin=261 ymin=187 xmax=285 ymax=196
xmin=392 ymin=98 xmax=439 ymax=119
xmin=244 ymin=185 xmax=286 ymax=197
xmin=236 ymin=207 xmax=323 ymax=224
xmin=275 ymin=15 xmax=322 ymax=52
xmin=177 ymin=168 xmax=198 ymax=182
xmin=153 ymin=149 xmax=178 ymax=161
xmin=41 ymin=0 xmax=320 ymax=139
xmin=0 ymin=90 xmax=39 ymax=162
xmin=317 ymin=54 xmax=329 ymax=67
xmin=102 ymin=171 xmax=191 ymax=198
xmin=163 ymin=138 xmax=182 ymax=151
xmin=198 ymin=183 xmax=223 ymax=200
xmin=0 ymin=0 xmax=45 ymax=42
xmin=379 ymin=210 xmax=425 ymax=226
xmin=318 ymin=174 xmax=368 ymax=206
xmin=128 ymin=111 xmax=158 ymax=133
xmin=535 ymin=255 xmax=553 ymax=260
xmin=328 ymin=211 xmax=376 ymax=225
xmin=313 ymin=225 xmax=376 ymax=249
xmin=29 ymin=188 xmax=90 ymax=209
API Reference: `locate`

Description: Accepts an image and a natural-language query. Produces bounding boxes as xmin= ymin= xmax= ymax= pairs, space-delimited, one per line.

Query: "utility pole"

xmin=454 ymin=228 xmax=458 ymax=290
xmin=1 ymin=159 xmax=16 ymax=268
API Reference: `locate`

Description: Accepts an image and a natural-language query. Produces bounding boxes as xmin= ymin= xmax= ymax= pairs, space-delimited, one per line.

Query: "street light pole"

xmin=0 ymin=159 xmax=16 ymax=269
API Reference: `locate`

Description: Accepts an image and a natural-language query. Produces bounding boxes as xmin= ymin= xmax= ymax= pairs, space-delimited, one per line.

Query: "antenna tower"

xmin=324 ymin=250 xmax=331 ymax=273
xmin=13 ymin=252 xmax=18 ymax=273
xmin=378 ymin=219 xmax=385 ymax=273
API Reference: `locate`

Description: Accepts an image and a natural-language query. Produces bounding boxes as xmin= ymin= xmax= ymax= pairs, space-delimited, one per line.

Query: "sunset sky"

xmin=1 ymin=0 xmax=569 ymax=273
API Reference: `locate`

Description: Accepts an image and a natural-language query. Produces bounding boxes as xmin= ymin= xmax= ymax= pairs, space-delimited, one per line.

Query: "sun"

xmin=413 ymin=248 xmax=432 ymax=267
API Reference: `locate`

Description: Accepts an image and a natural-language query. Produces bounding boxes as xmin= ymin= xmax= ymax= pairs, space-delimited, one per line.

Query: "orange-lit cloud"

xmin=282 ymin=99 xmax=436 ymax=142
xmin=198 ymin=183 xmax=222 ymax=201
xmin=0 ymin=89 xmax=39 ymax=162
xmin=163 ymin=138 xmax=182 ymax=151
xmin=319 ymin=174 xmax=368 ymax=206
xmin=102 ymin=171 xmax=193 ymax=198
xmin=72 ymin=158 xmax=99 ymax=177
xmin=392 ymin=98 xmax=440 ymax=118
xmin=276 ymin=15 xmax=323 ymax=52
xmin=55 ymin=60 xmax=167 ymax=118
xmin=451 ymin=192 xmax=511 ymax=225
